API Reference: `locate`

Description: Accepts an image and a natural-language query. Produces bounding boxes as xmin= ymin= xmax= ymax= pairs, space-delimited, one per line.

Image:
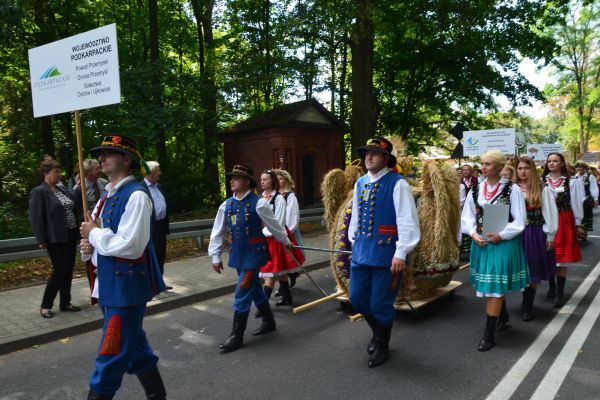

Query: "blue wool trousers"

xmin=89 ymin=305 xmax=158 ymax=395
xmin=233 ymin=268 xmax=268 ymax=313
xmin=349 ymin=263 xmax=402 ymax=325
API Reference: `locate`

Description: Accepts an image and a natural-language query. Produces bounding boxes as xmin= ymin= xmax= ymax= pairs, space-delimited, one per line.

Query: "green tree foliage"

xmin=374 ymin=0 xmax=567 ymax=153
xmin=0 ymin=0 xmax=585 ymax=239
xmin=544 ymin=1 xmax=600 ymax=156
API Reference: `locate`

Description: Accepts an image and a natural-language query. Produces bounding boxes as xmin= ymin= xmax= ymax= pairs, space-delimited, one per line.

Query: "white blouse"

xmin=261 ymin=190 xmax=286 ymax=237
xmin=459 ymin=183 xmax=466 ymax=206
xmin=545 ymin=176 xmax=584 ymax=226
xmin=461 ymin=178 xmax=526 ymax=240
xmin=519 ymin=186 xmax=559 ymax=241
xmin=283 ymin=192 xmax=300 ymax=232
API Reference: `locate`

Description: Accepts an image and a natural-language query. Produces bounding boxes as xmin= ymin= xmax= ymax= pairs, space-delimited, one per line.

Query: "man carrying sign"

xmin=80 ymin=135 xmax=167 ymax=400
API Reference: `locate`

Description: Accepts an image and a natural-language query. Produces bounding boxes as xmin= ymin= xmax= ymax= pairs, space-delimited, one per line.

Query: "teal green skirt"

xmin=470 ymin=236 xmax=530 ymax=295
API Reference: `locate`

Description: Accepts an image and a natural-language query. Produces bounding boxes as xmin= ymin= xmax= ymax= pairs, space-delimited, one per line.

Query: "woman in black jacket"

xmin=29 ymin=160 xmax=83 ymax=318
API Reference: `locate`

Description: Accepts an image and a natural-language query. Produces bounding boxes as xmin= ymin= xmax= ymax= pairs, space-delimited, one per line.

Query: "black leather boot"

xmin=87 ymin=391 xmax=114 ymax=400
xmin=363 ymin=315 xmax=377 ymax=355
xmin=368 ymin=323 xmax=392 ymax=368
xmin=478 ymin=315 xmax=498 ymax=352
xmin=496 ymin=300 xmax=509 ymax=332
xmin=137 ymin=365 xmax=167 ymax=399
xmin=289 ymin=272 xmax=299 ymax=287
xmin=547 ymin=276 xmax=556 ymax=298
xmin=255 ymin=286 xmax=273 ymax=318
xmin=554 ymin=276 xmax=566 ymax=308
xmin=275 ymin=280 xmax=292 ymax=306
xmin=252 ymin=301 xmax=277 ymax=336
xmin=522 ymin=287 xmax=536 ymax=321
xmin=219 ymin=312 xmax=248 ymax=353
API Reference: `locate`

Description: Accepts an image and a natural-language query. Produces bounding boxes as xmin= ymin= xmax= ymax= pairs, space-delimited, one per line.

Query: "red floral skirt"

xmin=259 ymin=228 xmax=305 ymax=277
xmin=554 ymin=210 xmax=582 ymax=264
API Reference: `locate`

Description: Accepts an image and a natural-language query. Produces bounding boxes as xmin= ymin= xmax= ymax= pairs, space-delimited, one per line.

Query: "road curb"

xmin=0 ymin=260 xmax=329 ymax=355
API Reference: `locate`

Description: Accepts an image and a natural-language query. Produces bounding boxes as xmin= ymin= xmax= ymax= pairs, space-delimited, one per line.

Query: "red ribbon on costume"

xmin=86 ymin=194 xmax=109 ymax=305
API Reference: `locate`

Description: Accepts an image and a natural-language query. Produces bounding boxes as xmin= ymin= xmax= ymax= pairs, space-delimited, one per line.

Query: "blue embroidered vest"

xmin=97 ymin=180 xmax=167 ymax=307
xmin=226 ymin=193 xmax=268 ymax=270
xmin=351 ymin=171 xmax=402 ymax=267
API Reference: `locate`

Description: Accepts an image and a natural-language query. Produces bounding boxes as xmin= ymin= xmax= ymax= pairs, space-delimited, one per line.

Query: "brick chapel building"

xmin=221 ymin=98 xmax=347 ymax=206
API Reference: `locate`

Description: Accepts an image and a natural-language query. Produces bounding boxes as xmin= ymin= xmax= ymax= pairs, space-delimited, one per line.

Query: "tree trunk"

xmin=148 ymin=0 xmax=167 ymax=167
xmin=190 ymin=0 xmax=220 ymax=199
xmin=339 ymin=30 xmax=348 ymax=123
xmin=350 ymin=0 xmax=378 ymax=156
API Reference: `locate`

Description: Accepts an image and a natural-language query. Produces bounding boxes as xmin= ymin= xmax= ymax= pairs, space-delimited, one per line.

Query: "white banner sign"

xmin=526 ymin=143 xmax=563 ymax=161
xmin=28 ymin=23 xmax=120 ymax=117
xmin=463 ymin=128 xmax=516 ymax=157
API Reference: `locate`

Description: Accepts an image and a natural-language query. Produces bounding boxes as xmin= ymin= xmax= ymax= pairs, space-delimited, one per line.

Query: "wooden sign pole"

xmin=74 ymin=110 xmax=89 ymax=221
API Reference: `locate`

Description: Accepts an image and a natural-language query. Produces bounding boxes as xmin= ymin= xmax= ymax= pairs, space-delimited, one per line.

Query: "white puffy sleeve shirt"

xmin=569 ymin=178 xmax=585 ymax=226
xmin=461 ymin=179 xmax=526 ymax=240
xmin=284 ymin=192 xmax=300 ymax=232
xmin=208 ymin=191 xmax=291 ymax=264
xmin=262 ymin=191 xmax=286 ymax=237
xmin=541 ymin=186 xmax=559 ymax=241
xmin=348 ymin=168 xmax=420 ymax=260
xmin=459 ymin=183 xmax=466 ymax=206
xmin=588 ymin=174 xmax=599 ymax=201
xmin=82 ymin=176 xmax=152 ymax=264
xmin=81 ymin=176 xmax=153 ymax=298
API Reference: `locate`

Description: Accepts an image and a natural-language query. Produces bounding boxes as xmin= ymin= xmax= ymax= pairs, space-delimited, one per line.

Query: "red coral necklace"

xmin=483 ymin=181 xmax=502 ymax=201
xmin=547 ymin=176 xmax=564 ymax=189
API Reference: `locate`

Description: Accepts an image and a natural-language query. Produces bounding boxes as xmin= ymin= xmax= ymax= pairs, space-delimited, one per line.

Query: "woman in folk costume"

xmin=515 ymin=156 xmax=558 ymax=321
xmin=461 ymin=150 xmax=529 ymax=351
xmin=273 ymin=169 xmax=303 ymax=295
xmin=259 ymin=170 xmax=304 ymax=307
xmin=574 ymin=161 xmax=598 ymax=234
xmin=542 ymin=153 xmax=585 ymax=308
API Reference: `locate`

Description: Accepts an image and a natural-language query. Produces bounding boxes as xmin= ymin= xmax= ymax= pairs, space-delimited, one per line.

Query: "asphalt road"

xmin=1 ymin=211 xmax=600 ymax=400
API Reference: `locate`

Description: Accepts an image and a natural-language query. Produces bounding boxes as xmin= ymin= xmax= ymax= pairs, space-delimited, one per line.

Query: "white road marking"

xmin=485 ymin=259 xmax=600 ymax=400
xmin=529 ymin=280 xmax=600 ymax=399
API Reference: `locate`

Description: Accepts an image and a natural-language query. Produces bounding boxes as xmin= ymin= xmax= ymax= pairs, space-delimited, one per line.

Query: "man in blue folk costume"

xmin=348 ymin=137 xmax=420 ymax=368
xmin=80 ymin=135 xmax=168 ymax=400
xmin=208 ymin=164 xmax=292 ymax=353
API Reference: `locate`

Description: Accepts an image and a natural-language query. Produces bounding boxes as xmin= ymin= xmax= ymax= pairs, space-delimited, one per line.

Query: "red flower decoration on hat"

xmin=112 ymin=136 xmax=122 ymax=144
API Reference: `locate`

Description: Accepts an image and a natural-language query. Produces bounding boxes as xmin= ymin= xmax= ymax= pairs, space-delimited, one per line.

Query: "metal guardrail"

xmin=0 ymin=207 xmax=324 ymax=263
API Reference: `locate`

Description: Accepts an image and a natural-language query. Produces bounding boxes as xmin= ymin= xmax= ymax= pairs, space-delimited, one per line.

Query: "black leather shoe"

xmin=219 ymin=333 xmax=244 ymax=352
xmin=367 ymin=339 xmax=376 ymax=355
xmin=275 ymin=296 xmax=292 ymax=306
xmin=368 ymin=323 xmax=392 ymax=368
xmin=87 ymin=390 xmax=114 ymax=400
xmin=252 ymin=302 xmax=276 ymax=336
xmin=219 ymin=312 xmax=248 ymax=353
xmin=273 ymin=289 xmax=283 ymax=297
xmin=60 ymin=304 xmax=82 ymax=312
xmin=40 ymin=309 xmax=54 ymax=318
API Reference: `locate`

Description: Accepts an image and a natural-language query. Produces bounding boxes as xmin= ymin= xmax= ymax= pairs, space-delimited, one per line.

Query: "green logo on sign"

xmin=39 ymin=66 xmax=62 ymax=79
